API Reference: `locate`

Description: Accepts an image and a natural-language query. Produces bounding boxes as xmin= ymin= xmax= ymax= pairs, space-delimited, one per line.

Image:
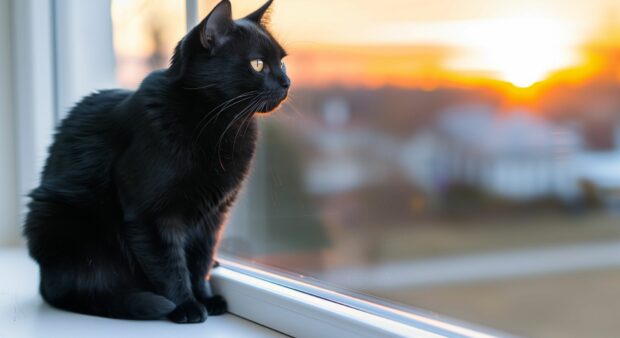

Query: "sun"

xmin=450 ymin=16 xmax=580 ymax=88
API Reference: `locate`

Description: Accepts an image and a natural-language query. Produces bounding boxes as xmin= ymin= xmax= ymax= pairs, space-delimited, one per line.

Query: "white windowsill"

xmin=0 ymin=248 xmax=285 ymax=338
xmin=211 ymin=259 xmax=499 ymax=338
xmin=212 ymin=265 xmax=433 ymax=338
xmin=0 ymin=246 xmax=500 ymax=338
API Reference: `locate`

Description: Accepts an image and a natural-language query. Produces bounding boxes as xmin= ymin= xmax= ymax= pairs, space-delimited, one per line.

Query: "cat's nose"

xmin=278 ymin=76 xmax=290 ymax=89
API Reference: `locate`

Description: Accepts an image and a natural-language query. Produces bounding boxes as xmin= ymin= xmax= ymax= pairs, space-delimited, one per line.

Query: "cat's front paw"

xmin=168 ymin=299 xmax=208 ymax=323
xmin=198 ymin=295 xmax=228 ymax=316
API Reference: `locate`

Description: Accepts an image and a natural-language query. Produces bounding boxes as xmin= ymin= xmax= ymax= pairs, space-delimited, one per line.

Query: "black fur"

xmin=23 ymin=0 xmax=289 ymax=323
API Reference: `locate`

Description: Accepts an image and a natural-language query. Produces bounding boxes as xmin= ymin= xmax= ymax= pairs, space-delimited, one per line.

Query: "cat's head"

xmin=169 ymin=0 xmax=289 ymax=114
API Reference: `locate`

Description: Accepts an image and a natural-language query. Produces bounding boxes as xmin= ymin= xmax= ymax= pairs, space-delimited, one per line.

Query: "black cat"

xmin=23 ymin=0 xmax=289 ymax=323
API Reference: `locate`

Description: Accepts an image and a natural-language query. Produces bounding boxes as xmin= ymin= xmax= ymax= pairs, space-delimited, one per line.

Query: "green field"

xmin=374 ymin=268 xmax=620 ymax=338
xmin=328 ymin=212 xmax=620 ymax=337
xmin=365 ymin=212 xmax=620 ymax=261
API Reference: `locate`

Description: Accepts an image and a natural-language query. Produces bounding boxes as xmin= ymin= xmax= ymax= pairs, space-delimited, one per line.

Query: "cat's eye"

xmin=280 ymin=61 xmax=287 ymax=73
xmin=250 ymin=59 xmax=264 ymax=72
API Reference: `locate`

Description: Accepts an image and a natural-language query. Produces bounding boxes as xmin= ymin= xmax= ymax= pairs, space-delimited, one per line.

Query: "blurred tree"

xmin=259 ymin=120 xmax=330 ymax=255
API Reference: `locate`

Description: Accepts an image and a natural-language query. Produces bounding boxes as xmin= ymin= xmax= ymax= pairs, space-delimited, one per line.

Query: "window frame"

xmin=11 ymin=0 xmax=56 ymax=228
xmin=9 ymin=0 xmax=499 ymax=336
xmin=212 ymin=257 xmax=500 ymax=338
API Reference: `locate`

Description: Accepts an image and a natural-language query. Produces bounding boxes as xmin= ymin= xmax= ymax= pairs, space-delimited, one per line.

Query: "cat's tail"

xmin=43 ymin=287 xmax=176 ymax=320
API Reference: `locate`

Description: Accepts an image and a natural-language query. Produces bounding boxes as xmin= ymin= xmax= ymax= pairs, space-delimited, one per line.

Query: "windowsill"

xmin=1 ymin=247 xmax=497 ymax=338
xmin=0 ymin=248 xmax=285 ymax=338
xmin=212 ymin=258 xmax=498 ymax=338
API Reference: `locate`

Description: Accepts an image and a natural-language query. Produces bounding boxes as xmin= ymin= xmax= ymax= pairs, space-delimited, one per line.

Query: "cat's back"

xmin=39 ymin=89 xmax=133 ymax=195
xmin=57 ymin=89 xmax=132 ymax=138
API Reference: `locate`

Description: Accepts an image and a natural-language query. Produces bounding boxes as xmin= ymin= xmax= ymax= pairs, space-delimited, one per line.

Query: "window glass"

xmin=112 ymin=1 xmax=620 ymax=336
xmin=112 ymin=0 xmax=185 ymax=88
xmin=219 ymin=1 xmax=620 ymax=337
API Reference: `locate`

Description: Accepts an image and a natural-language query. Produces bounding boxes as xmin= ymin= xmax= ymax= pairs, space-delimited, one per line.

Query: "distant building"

xmin=302 ymin=96 xmax=397 ymax=195
xmin=400 ymin=105 xmax=584 ymax=202
xmin=300 ymin=98 xmax=620 ymax=208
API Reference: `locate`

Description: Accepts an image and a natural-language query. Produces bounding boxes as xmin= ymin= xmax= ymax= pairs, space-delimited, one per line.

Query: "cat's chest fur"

xmin=115 ymin=103 xmax=257 ymax=230
xmin=182 ymin=124 xmax=257 ymax=213
xmin=170 ymin=133 xmax=256 ymax=234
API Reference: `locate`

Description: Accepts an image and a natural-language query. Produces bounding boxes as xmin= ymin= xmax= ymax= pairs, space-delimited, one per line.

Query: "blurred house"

xmin=401 ymin=103 xmax=620 ymax=206
xmin=292 ymin=93 xmax=620 ymax=210
xmin=575 ymin=149 xmax=620 ymax=211
xmin=302 ymin=97 xmax=398 ymax=195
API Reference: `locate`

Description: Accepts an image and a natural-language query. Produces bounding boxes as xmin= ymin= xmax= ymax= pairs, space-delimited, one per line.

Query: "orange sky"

xmin=216 ymin=0 xmax=620 ymax=90
xmin=113 ymin=0 xmax=620 ymax=92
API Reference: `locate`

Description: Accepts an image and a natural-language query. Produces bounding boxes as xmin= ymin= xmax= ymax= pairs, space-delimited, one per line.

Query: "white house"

xmin=400 ymin=104 xmax=585 ymax=202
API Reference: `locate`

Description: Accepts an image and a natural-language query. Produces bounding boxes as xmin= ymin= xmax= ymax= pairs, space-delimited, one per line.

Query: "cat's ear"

xmin=199 ymin=0 xmax=234 ymax=50
xmin=244 ymin=0 xmax=273 ymax=26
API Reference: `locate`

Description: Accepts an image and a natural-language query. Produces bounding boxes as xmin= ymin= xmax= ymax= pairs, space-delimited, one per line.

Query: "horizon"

xmin=111 ymin=0 xmax=620 ymax=107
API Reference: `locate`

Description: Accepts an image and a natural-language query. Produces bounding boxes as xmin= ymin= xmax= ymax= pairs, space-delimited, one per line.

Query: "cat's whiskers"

xmin=205 ymin=94 xmax=256 ymax=127
xmin=224 ymin=96 xmax=263 ymax=144
xmin=217 ymin=95 xmax=267 ymax=169
xmin=195 ymin=90 xmax=258 ymax=131
xmin=191 ymin=91 xmax=259 ymax=149
xmin=241 ymin=103 xmax=259 ymax=139
xmin=192 ymin=93 xmax=247 ymax=143
xmin=282 ymin=96 xmax=309 ymax=128
xmin=232 ymin=98 xmax=265 ymax=152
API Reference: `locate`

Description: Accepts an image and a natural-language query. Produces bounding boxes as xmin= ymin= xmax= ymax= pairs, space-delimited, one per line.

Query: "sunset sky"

xmin=113 ymin=0 xmax=620 ymax=89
